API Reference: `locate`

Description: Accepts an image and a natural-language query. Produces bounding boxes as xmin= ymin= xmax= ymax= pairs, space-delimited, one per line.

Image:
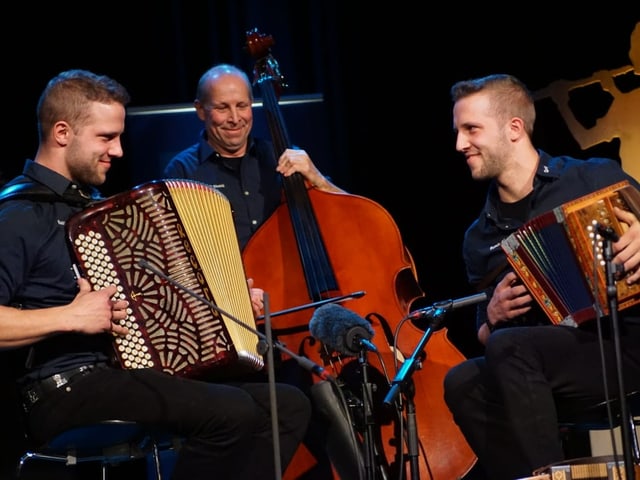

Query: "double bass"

xmin=241 ymin=29 xmax=476 ymax=479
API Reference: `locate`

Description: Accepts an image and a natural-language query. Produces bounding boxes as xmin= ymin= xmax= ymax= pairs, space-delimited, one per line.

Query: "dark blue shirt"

xmin=0 ymin=160 xmax=110 ymax=381
xmin=162 ymin=131 xmax=283 ymax=250
xmin=464 ymin=150 xmax=640 ymax=329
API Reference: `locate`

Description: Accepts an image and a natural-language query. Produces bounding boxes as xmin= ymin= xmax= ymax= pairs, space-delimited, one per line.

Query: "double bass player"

xmin=163 ymin=63 xmax=343 ymax=250
xmin=163 ymin=63 xmax=349 ymax=478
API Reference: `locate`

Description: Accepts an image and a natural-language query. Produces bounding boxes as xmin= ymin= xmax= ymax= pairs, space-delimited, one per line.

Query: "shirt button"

xmin=251 ymin=220 xmax=258 ymax=226
xmin=244 ymin=191 xmax=250 ymax=196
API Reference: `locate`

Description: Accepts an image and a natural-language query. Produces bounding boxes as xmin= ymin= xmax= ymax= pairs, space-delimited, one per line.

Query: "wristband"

xmin=485 ymin=317 xmax=497 ymax=333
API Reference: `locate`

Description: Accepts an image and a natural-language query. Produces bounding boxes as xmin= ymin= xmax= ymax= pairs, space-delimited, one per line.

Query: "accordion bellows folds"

xmin=66 ymin=179 xmax=264 ymax=379
xmin=501 ymin=180 xmax=640 ymax=327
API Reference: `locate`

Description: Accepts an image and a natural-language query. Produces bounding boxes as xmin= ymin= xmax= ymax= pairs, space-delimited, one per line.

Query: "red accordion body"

xmin=65 ymin=179 xmax=264 ymax=379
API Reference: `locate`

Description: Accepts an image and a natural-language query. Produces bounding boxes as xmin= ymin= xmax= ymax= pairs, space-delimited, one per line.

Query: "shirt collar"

xmin=197 ymin=129 xmax=256 ymax=162
xmin=22 ymin=159 xmax=101 ymax=203
xmin=534 ymin=149 xmax=560 ymax=180
xmin=23 ymin=159 xmax=73 ymax=197
xmin=484 ymin=149 xmax=553 ymax=227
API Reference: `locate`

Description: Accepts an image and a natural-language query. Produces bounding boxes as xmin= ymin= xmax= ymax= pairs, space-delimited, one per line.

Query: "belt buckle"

xmin=51 ymin=373 xmax=69 ymax=389
xmin=21 ymin=364 xmax=98 ymax=412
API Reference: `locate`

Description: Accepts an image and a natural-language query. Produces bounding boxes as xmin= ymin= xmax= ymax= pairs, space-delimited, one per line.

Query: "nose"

xmin=228 ymin=107 xmax=240 ymax=122
xmin=454 ymin=132 xmax=468 ymax=153
xmin=110 ymin=138 xmax=124 ymax=158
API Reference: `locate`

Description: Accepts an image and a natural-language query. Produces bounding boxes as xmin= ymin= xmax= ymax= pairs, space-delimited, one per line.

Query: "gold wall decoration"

xmin=535 ymin=22 xmax=639 ymax=180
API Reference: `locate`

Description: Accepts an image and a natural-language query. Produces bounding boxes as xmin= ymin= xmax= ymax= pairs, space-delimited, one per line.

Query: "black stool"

xmin=16 ymin=420 xmax=173 ymax=480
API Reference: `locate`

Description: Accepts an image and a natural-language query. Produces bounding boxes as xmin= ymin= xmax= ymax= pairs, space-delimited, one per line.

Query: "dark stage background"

xmin=1 ymin=3 xmax=639 ymax=478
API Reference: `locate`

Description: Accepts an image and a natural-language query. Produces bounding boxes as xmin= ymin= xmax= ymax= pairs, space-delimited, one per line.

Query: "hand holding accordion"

xmin=501 ymin=180 xmax=640 ymax=327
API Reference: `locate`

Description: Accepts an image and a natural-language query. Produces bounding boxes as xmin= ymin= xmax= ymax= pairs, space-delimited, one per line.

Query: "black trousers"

xmin=25 ymin=367 xmax=311 ymax=480
xmin=443 ymin=322 xmax=640 ymax=480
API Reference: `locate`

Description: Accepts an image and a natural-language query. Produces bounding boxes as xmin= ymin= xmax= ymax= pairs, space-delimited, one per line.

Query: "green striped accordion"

xmin=501 ymin=180 xmax=640 ymax=327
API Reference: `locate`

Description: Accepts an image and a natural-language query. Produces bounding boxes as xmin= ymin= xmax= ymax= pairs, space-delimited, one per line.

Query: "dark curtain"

xmin=3 ymin=0 xmax=639 ymax=365
xmin=2 ymin=5 xmax=639 ymax=477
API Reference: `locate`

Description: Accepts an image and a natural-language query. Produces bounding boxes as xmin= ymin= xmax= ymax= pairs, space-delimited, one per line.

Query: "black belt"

xmin=20 ymin=363 xmax=106 ymax=411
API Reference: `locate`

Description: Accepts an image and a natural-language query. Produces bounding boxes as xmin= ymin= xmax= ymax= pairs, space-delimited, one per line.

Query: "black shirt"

xmin=0 ymin=160 xmax=110 ymax=382
xmin=463 ymin=150 xmax=640 ymax=330
xmin=162 ymin=131 xmax=283 ymax=250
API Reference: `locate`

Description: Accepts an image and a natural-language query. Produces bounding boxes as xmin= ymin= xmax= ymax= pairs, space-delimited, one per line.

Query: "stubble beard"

xmin=67 ymin=146 xmax=107 ymax=187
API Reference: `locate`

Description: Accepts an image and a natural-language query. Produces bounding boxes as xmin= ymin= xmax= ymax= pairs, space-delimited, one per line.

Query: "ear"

xmin=52 ymin=121 xmax=72 ymax=146
xmin=508 ymin=117 xmax=526 ymax=141
xmin=194 ymin=100 xmax=206 ymax=121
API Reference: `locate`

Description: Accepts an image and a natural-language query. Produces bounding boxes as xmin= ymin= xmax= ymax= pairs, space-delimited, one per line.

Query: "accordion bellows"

xmin=501 ymin=180 xmax=640 ymax=327
xmin=66 ymin=179 xmax=264 ymax=379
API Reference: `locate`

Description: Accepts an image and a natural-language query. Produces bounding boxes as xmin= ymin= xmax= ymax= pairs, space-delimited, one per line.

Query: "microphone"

xmin=408 ymin=289 xmax=491 ymax=320
xmin=595 ymin=222 xmax=620 ymax=242
xmin=309 ymin=304 xmax=378 ymax=356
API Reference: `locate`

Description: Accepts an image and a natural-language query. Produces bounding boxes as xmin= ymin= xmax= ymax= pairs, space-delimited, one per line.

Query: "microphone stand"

xmin=601 ymin=237 xmax=636 ymax=480
xmin=138 ymin=260 xmax=339 ymax=479
xmin=262 ymin=292 xmax=282 ymax=479
xmin=138 ymin=260 xmax=336 ymax=384
xmin=358 ymin=347 xmax=391 ymax=480
xmin=359 ymin=348 xmax=376 ymax=480
xmin=383 ymin=306 xmax=448 ymax=480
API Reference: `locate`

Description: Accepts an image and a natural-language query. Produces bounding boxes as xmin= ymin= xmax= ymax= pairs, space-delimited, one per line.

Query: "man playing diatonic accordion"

xmin=0 ymin=69 xmax=311 ymax=480
xmin=442 ymin=73 xmax=640 ymax=480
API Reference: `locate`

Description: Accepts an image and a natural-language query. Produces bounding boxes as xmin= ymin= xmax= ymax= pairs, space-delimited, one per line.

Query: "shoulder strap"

xmin=0 ymin=176 xmax=97 ymax=207
xmin=0 ymin=177 xmax=63 ymax=204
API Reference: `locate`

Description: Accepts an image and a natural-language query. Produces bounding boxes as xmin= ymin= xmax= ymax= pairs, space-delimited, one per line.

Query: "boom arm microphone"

xmin=138 ymin=259 xmax=336 ymax=383
xmin=383 ymin=290 xmax=491 ymax=407
xmin=256 ymin=290 xmax=366 ymax=320
xmin=309 ymin=303 xmax=377 ymax=356
xmin=408 ymin=289 xmax=490 ymax=320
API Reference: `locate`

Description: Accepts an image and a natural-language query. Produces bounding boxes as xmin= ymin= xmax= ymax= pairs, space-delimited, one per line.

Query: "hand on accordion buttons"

xmin=71 ymin=278 xmax=129 ymax=337
xmin=612 ymin=206 xmax=640 ymax=285
xmin=487 ymin=272 xmax=533 ymax=327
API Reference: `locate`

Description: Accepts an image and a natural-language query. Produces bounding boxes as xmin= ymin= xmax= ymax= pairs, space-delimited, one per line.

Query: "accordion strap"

xmin=0 ymin=176 xmax=100 ymax=370
xmin=0 ymin=175 xmax=99 ymax=207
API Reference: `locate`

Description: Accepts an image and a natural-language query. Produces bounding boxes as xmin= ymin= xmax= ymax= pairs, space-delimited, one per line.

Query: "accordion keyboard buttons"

xmin=74 ymin=231 xmax=154 ymax=370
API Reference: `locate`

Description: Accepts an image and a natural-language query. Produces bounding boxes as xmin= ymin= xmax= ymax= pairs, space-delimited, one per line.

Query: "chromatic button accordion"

xmin=501 ymin=180 xmax=640 ymax=327
xmin=65 ymin=179 xmax=264 ymax=379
